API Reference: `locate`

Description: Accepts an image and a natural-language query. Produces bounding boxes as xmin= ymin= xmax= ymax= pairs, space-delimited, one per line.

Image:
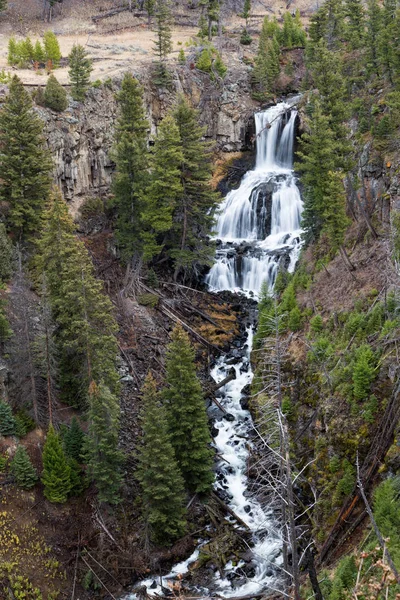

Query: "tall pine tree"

xmin=141 ymin=114 xmax=184 ymax=262
xmin=137 ymin=373 xmax=187 ymax=545
xmin=169 ymin=97 xmax=218 ymax=281
xmin=153 ymin=0 xmax=173 ymax=82
xmin=37 ymin=190 xmax=119 ymax=407
xmin=0 ymin=76 xmax=52 ymax=239
xmin=112 ymin=74 xmax=149 ymax=263
xmin=163 ymin=325 xmax=214 ymax=493
xmin=68 ymin=44 xmax=93 ymax=101
xmin=296 ymin=101 xmax=341 ymax=245
xmin=85 ymin=381 xmax=123 ymax=505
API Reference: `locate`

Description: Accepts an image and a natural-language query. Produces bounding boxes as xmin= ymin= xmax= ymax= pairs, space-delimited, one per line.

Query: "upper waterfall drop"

xmin=205 ymin=100 xmax=303 ymax=297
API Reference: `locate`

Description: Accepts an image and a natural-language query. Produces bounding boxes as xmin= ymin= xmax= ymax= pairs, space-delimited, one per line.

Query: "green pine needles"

xmin=0 ymin=76 xmax=53 ymax=239
xmin=41 ymin=425 xmax=72 ymax=503
xmin=85 ymin=381 xmax=123 ymax=505
xmin=164 ymin=325 xmax=214 ymax=493
xmin=44 ymin=74 xmax=68 ymax=112
xmin=137 ymin=373 xmax=187 ymax=545
xmin=0 ymin=400 xmax=17 ymax=435
xmin=11 ymin=445 xmax=38 ymax=489
xmin=68 ymin=44 xmax=93 ymax=101
xmin=112 ymin=73 xmax=149 ymax=262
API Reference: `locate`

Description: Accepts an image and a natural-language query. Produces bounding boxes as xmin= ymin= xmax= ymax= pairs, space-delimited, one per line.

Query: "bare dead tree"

xmin=356 ymin=454 xmax=400 ymax=584
xmin=252 ymin=301 xmax=321 ymax=600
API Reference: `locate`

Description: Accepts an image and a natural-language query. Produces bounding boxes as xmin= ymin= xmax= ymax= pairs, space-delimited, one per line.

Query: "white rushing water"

xmin=206 ymin=100 xmax=303 ymax=597
xmin=205 ymin=101 xmax=303 ymax=297
xmin=123 ymin=100 xmax=302 ymax=600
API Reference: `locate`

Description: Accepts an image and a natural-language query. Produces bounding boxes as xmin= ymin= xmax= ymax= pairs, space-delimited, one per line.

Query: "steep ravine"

xmin=122 ymin=99 xmax=303 ymax=600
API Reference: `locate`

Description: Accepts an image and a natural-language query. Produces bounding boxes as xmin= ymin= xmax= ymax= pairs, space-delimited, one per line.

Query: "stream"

xmin=124 ymin=99 xmax=303 ymax=599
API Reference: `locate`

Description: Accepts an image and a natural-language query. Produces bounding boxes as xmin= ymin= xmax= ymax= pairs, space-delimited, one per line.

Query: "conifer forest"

xmin=1 ymin=0 xmax=400 ymax=599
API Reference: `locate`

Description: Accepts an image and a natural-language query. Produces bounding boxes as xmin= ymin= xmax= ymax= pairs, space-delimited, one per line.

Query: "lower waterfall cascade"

xmin=124 ymin=99 xmax=303 ymax=599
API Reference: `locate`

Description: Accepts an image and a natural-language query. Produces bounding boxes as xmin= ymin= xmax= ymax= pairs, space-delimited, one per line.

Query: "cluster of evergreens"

xmin=255 ymin=260 xmax=400 ymax=534
xmin=112 ymin=73 xmax=219 ymax=280
xmin=0 ymin=75 xmax=122 ymax=504
xmin=8 ymin=32 xmax=61 ymax=68
xmin=137 ymin=325 xmax=214 ymax=544
xmin=195 ymin=46 xmax=227 ymax=79
xmin=252 ymin=11 xmax=306 ymax=100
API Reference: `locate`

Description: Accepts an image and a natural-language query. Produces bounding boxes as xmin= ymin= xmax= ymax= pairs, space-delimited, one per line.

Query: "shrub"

xmin=310 ymin=314 xmax=323 ymax=334
xmin=240 ymin=28 xmax=252 ymax=45
xmin=44 ymin=74 xmax=68 ymax=112
xmin=352 ymin=345 xmax=376 ymax=400
xmin=178 ymin=48 xmax=186 ymax=63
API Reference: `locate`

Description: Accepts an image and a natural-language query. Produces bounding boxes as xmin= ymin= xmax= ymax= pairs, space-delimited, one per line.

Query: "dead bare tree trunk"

xmin=356 ymin=454 xmax=400 ymax=584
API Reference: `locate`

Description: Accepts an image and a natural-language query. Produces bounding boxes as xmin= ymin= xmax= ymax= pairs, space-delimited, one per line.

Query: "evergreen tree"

xmin=20 ymin=37 xmax=34 ymax=65
xmin=11 ymin=445 xmax=38 ymax=489
xmin=7 ymin=37 xmax=18 ymax=66
xmin=365 ymin=0 xmax=382 ymax=76
xmin=242 ymin=0 xmax=251 ymax=23
xmin=321 ymin=170 xmax=350 ymax=253
xmin=0 ymin=0 xmax=7 ymax=12
xmin=63 ymin=417 xmax=84 ymax=461
xmin=240 ymin=0 xmax=252 ymax=44
xmin=43 ymin=31 xmax=61 ymax=67
xmin=296 ymin=101 xmax=340 ymax=245
xmin=0 ymin=400 xmax=17 ymax=436
xmin=344 ymin=0 xmax=365 ymax=49
xmin=34 ymin=40 xmax=45 ymax=64
xmin=164 ymin=325 xmax=214 ymax=493
xmin=85 ymin=381 xmax=123 ymax=504
xmin=112 ymin=74 xmax=149 ymax=263
xmin=137 ymin=373 xmax=187 ymax=545
xmin=37 ymin=190 xmax=119 ymax=407
xmin=68 ymin=44 xmax=93 ymax=101
xmin=141 ymin=114 xmax=184 ymax=262
xmin=377 ymin=0 xmax=397 ymax=83
xmin=252 ymin=16 xmax=280 ymax=99
xmin=0 ymin=76 xmax=52 ymax=239
xmin=309 ymin=41 xmax=348 ymax=142
xmin=0 ymin=299 xmax=12 ymax=344
xmin=169 ymin=97 xmax=218 ymax=280
xmin=0 ymin=222 xmax=14 ymax=281
xmin=41 ymin=424 xmax=72 ymax=503
xmin=44 ymin=74 xmax=68 ymax=112
xmin=153 ymin=0 xmax=173 ymax=82
xmin=201 ymin=0 xmax=220 ymax=40
xmin=353 ymin=345 xmax=376 ymax=400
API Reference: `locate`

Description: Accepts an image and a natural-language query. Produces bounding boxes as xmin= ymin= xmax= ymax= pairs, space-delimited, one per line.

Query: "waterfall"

xmin=206 ymin=100 xmax=303 ymax=297
xmin=122 ymin=100 xmax=302 ymax=600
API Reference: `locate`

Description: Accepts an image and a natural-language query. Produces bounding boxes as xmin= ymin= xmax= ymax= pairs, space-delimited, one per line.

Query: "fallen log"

xmin=212 ymin=367 xmax=236 ymax=392
xmin=211 ymin=491 xmax=251 ymax=531
xmin=159 ymin=303 xmax=221 ymax=353
xmin=92 ymin=7 xmax=144 ymax=21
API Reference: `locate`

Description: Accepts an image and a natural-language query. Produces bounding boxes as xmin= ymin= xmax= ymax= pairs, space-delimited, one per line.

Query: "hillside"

xmin=0 ymin=1 xmax=400 ymax=600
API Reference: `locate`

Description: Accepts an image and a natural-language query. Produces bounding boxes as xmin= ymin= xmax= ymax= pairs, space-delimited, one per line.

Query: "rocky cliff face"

xmin=40 ymin=63 xmax=257 ymax=211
